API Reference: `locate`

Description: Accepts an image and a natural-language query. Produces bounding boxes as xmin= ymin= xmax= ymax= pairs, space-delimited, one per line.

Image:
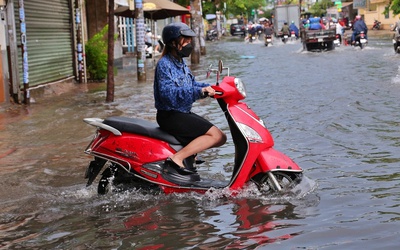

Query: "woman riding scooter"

xmin=153 ymin=22 xmax=227 ymax=175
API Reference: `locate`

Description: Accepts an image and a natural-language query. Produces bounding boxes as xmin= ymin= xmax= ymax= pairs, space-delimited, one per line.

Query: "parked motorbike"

xmin=353 ymin=31 xmax=367 ymax=49
xmin=264 ymin=34 xmax=273 ymax=46
xmin=372 ymin=20 xmax=381 ymax=30
xmin=83 ymin=60 xmax=304 ymax=195
xmin=145 ymin=44 xmax=153 ymax=58
xmin=206 ymin=29 xmax=218 ymax=41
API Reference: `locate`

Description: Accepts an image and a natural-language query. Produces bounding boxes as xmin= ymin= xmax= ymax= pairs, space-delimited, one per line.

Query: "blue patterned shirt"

xmin=154 ymin=54 xmax=209 ymax=113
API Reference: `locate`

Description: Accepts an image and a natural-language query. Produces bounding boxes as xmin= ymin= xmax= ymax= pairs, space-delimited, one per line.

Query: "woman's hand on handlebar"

xmin=202 ymin=86 xmax=216 ymax=96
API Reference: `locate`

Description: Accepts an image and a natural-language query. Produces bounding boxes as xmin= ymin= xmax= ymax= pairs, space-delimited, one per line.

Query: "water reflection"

xmin=89 ymin=193 xmax=320 ymax=249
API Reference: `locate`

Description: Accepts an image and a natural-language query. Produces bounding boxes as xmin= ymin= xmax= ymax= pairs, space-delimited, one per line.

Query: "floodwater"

xmin=1 ymin=34 xmax=400 ymax=249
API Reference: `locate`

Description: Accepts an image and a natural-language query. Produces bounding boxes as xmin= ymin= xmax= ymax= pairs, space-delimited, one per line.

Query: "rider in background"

xmin=264 ymin=22 xmax=274 ymax=37
xmin=281 ymin=22 xmax=290 ymax=39
xmin=335 ymin=19 xmax=344 ymax=44
xmin=289 ymin=21 xmax=299 ymax=38
xmin=392 ymin=17 xmax=400 ymax=39
xmin=247 ymin=22 xmax=257 ymax=42
xmin=351 ymin=15 xmax=368 ymax=45
xmin=145 ymin=28 xmax=153 ymax=48
xmin=281 ymin=22 xmax=290 ymax=36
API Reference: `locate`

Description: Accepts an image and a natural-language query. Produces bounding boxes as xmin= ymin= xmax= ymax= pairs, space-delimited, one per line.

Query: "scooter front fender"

xmin=257 ymin=148 xmax=302 ymax=172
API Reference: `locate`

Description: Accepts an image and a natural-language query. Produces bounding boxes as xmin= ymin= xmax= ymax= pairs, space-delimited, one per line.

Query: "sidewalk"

xmin=368 ymin=29 xmax=394 ymax=39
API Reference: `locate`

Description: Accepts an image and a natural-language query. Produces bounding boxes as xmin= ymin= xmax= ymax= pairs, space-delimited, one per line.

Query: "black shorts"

xmin=156 ymin=110 xmax=214 ymax=146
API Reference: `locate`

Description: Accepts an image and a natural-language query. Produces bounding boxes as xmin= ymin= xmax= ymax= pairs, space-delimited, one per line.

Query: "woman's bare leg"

xmin=170 ymin=126 xmax=226 ymax=168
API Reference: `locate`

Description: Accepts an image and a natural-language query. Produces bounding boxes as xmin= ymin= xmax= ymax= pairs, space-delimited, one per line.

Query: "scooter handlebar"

xmin=202 ymin=86 xmax=223 ymax=98
xmin=202 ymin=91 xmax=223 ymax=98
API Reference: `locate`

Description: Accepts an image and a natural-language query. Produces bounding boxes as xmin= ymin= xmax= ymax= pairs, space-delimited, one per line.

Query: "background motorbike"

xmin=206 ymin=29 xmax=218 ymax=41
xmin=290 ymin=31 xmax=296 ymax=41
xmin=264 ymin=34 xmax=273 ymax=46
xmin=334 ymin=34 xmax=341 ymax=46
xmin=83 ymin=61 xmax=303 ymax=195
xmin=279 ymin=32 xmax=289 ymax=43
xmin=350 ymin=31 xmax=367 ymax=49
xmin=356 ymin=31 xmax=367 ymax=49
xmin=145 ymin=44 xmax=153 ymax=58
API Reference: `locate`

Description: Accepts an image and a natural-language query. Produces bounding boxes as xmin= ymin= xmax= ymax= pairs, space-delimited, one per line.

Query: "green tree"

xmin=309 ymin=0 xmax=333 ymax=17
xmin=85 ymin=25 xmax=118 ymax=82
xmin=177 ymin=0 xmax=266 ymax=18
xmin=86 ymin=26 xmax=108 ymax=81
xmin=225 ymin=0 xmax=265 ymax=18
xmin=390 ymin=0 xmax=400 ymax=15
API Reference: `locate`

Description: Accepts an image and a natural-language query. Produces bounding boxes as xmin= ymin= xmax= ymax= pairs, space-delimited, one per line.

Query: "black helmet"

xmin=162 ymin=22 xmax=196 ymax=44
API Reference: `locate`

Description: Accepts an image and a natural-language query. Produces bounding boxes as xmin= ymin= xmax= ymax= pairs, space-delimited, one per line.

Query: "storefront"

xmin=2 ymin=0 xmax=80 ymax=104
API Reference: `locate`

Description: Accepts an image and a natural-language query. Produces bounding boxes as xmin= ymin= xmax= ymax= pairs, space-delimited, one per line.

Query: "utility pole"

xmin=190 ymin=0 xmax=204 ymax=64
xmin=19 ymin=0 xmax=29 ymax=104
xmin=106 ymin=0 xmax=115 ymax=102
xmin=135 ymin=0 xmax=146 ymax=81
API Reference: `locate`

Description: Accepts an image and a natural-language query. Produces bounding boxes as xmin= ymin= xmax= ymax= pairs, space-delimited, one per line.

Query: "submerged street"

xmin=1 ymin=33 xmax=400 ymax=249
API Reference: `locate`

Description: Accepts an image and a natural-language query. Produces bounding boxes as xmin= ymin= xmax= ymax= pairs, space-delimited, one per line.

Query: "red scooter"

xmin=83 ymin=61 xmax=303 ymax=195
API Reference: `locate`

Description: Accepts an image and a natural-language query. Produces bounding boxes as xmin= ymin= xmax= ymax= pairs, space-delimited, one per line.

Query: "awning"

xmin=116 ymin=0 xmax=129 ymax=5
xmin=206 ymin=14 xmax=216 ymax=20
xmin=370 ymin=0 xmax=387 ymax=4
xmin=327 ymin=2 xmax=353 ymax=13
xmin=342 ymin=2 xmax=353 ymax=8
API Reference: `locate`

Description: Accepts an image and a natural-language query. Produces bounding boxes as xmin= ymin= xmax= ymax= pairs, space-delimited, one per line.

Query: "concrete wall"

xmin=86 ymin=0 xmax=108 ymax=39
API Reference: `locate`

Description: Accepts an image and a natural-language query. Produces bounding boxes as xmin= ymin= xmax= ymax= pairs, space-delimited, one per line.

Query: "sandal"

xmin=165 ymin=158 xmax=196 ymax=175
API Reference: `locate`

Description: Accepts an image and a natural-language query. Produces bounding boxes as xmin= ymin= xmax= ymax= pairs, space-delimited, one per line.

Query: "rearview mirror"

xmin=218 ymin=60 xmax=223 ymax=74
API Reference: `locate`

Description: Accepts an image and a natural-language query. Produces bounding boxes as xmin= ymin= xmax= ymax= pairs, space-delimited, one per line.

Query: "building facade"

xmin=0 ymin=0 xmax=113 ymax=106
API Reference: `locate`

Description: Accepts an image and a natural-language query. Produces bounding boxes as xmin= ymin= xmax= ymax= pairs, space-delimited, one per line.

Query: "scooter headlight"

xmin=234 ymin=78 xmax=247 ymax=99
xmin=237 ymin=122 xmax=263 ymax=143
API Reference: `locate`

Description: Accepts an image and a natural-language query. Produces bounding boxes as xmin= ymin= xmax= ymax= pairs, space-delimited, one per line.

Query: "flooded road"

xmin=1 ymin=34 xmax=400 ymax=249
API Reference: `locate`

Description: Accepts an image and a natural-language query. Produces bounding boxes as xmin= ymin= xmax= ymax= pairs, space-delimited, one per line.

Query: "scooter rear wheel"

xmin=98 ymin=165 xmax=118 ymax=195
xmin=98 ymin=167 xmax=113 ymax=195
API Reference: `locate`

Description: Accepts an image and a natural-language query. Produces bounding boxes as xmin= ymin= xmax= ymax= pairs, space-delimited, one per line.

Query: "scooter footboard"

xmin=257 ymin=148 xmax=302 ymax=172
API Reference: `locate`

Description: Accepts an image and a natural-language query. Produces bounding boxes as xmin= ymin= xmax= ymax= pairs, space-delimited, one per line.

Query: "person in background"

xmin=289 ymin=20 xmax=299 ymax=38
xmin=303 ymin=19 xmax=310 ymax=29
xmin=153 ymin=22 xmax=227 ymax=175
xmin=264 ymin=22 xmax=274 ymax=37
xmin=391 ymin=17 xmax=400 ymax=42
xmin=335 ymin=19 xmax=343 ymax=44
xmin=247 ymin=22 xmax=257 ymax=42
xmin=351 ymin=15 xmax=368 ymax=45
xmin=339 ymin=18 xmax=346 ymax=29
xmin=281 ymin=21 xmax=290 ymax=35
xmin=319 ymin=18 xmax=326 ymax=30
xmin=145 ymin=28 xmax=153 ymax=48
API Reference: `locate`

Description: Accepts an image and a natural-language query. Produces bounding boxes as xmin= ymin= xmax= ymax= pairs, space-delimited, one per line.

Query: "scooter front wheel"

xmin=254 ymin=171 xmax=298 ymax=193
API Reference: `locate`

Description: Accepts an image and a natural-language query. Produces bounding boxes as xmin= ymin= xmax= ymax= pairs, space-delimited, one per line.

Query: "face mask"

xmin=178 ymin=43 xmax=193 ymax=58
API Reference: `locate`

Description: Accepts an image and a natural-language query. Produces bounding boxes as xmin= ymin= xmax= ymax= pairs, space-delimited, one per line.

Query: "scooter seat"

xmin=103 ymin=116 xmax=181 ymax=145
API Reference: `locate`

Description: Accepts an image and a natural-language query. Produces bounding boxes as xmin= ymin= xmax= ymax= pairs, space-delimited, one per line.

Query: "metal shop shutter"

xmin=15 ymin=0 xmax=73 ymax=87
